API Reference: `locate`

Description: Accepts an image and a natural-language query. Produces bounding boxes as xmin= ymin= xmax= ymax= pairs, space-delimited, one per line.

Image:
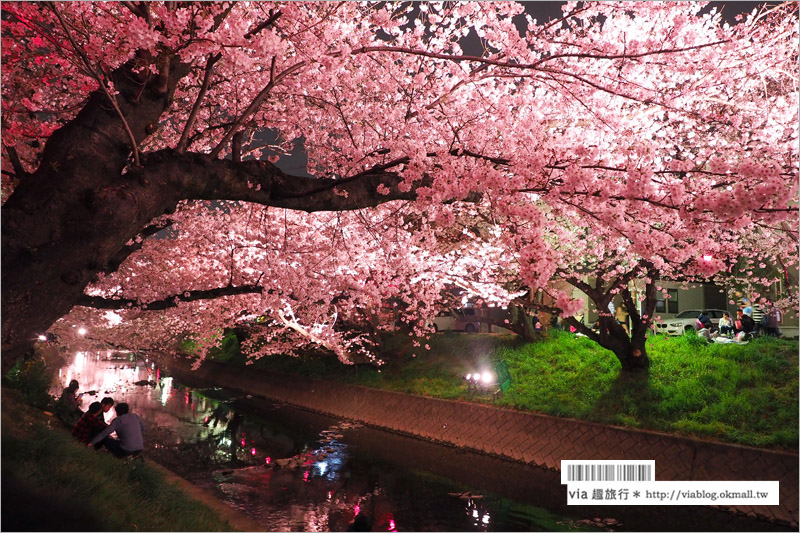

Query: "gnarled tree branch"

xmin=77 ymin=283 xmax=265 ymax=311
xmin=136 ymin=150 xmax=430 ymax=212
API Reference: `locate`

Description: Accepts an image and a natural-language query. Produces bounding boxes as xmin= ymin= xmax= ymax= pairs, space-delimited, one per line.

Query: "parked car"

xmin=432 ymin=308 xmax=481 ymax=333
xmin=655 ymin=309 xmax=728 ymax=335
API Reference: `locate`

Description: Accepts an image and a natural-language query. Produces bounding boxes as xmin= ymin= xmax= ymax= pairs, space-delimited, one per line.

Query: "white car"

xmin=655 ymin=309 xmax=728 ymax=336
xmin=432 ymin=308 xmax=482 ymax=333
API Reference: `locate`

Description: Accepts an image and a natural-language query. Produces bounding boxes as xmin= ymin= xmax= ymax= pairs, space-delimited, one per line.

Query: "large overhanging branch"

xmin=138 ymin=150 xmax=430 ymax=212
xmin=76 ymin=283 xmax=265 ymax=311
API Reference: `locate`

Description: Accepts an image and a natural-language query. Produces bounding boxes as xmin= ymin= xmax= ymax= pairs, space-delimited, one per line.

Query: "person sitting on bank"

xmin=718 ymin=312 xmax=734 ymax=337
xmin=696 ymin=312 xmax=713 ymax=331
xmin=100 ymin=397 xmax=115 ymax=421
xmin=56 ymin=379 xmax=83 ymax=426
xmin=89 ymin=402 xmax=145 ymax=458
xmin=72 ymin=402 xmax=108 ymax=447
xmin=696 ymin=326 xmax=714 ymax=342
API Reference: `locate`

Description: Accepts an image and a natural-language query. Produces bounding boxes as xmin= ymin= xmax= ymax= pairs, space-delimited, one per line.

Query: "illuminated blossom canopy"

xmin=2 ymin=2 xmax=797 ymax=371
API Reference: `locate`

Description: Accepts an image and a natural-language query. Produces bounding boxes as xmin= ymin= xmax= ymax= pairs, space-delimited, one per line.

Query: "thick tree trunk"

xmin=594 ymin=316 xmax=651 ymax=372
xmin=508 ymin=305 xmax=537 ymax=342
xmin=613 ymin=339 xmax=650 ymax=372
xmin=1 ymin=61 xmax=188 ymax=373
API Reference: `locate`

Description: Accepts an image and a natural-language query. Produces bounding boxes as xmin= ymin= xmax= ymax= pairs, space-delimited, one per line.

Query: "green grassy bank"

xmin=1 ymin=389 xmax=238 ymax=532
xmin=218 ymin=330 xmax=798 ymax=450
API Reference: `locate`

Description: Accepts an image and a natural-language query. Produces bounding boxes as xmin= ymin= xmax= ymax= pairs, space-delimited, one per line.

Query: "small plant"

xmin=682 ymin=328 xmax=708 ymax=349
xmin=4 ymin=356 xmax=54 ymax=410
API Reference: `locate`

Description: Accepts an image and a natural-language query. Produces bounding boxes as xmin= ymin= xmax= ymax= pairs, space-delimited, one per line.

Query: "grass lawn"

xmin=237 ymin=330 xmax=798 ymax=450
xmin=1 ymin=389 xmax=239 ymax=532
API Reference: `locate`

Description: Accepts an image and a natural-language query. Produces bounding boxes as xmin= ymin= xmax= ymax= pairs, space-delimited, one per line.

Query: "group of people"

xmin=697 ymin=304 xmax=782 ymax=342
xmin=57 ymin=380 xmax=145 ymax=459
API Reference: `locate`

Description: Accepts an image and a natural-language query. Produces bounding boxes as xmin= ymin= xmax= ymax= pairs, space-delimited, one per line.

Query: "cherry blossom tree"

xmin=2 ymin=2 xmax=797 ymax=372
xmin=56 ymin=200 xmax=510 ymax=365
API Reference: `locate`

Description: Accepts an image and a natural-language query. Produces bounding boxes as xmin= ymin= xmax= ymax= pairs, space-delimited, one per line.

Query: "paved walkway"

xmin=165 ymin=357 xmax=798 ymax=528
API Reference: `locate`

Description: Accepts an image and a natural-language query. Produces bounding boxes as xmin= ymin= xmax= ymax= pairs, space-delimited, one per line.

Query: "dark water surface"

xmin=52 ymin=351 xmax=790 ymax=532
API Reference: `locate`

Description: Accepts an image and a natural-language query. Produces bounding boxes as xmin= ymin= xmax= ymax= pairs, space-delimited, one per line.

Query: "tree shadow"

xmin=583 ymin=369 xmax=663 ymax=427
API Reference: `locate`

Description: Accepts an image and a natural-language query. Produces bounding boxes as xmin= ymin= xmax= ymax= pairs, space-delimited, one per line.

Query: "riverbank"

xmin=0 ymin=389 xmax=259 ymax=532
xmin=163 ymin=355 xmax=799 ymax=529
xmin=207 ymin=330 xmax=799 ymax=449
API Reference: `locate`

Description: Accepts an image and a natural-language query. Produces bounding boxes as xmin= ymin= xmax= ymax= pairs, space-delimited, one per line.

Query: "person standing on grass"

xmin=735 ymin=309 xmax=755 ymax=339
xmin=89 ymin=402 xmax=144 ymax=458
xmin=72 ymin=402 xmax=108 ymax=447
xmin=765 ymin=305 xmax=782 ymax=337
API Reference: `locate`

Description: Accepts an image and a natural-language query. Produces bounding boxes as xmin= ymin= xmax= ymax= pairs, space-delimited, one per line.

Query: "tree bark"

xmin=2 ymin=58 xmax=189 ymax=371
xmin=508 ymin=305 xmax=538 ymax=342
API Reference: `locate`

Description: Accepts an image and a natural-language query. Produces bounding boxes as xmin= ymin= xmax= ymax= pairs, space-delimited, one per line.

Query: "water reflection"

xmin=51 ymin=351 xmax=791 ymax=532
xmin=51 ymin=351 xmax=586 ymax=531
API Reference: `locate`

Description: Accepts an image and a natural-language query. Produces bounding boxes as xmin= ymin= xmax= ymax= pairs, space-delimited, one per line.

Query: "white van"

xmin=432 ymin=308 xmax=481 ymax=333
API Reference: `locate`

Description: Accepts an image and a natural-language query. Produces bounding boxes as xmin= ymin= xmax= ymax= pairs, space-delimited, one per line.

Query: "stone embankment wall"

xmin=165 ymin=357 xmax=798 ymax=527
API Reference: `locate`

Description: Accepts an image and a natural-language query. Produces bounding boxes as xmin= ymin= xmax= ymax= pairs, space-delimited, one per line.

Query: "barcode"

xmin=561 ymin=460 xmax=655 ymax=483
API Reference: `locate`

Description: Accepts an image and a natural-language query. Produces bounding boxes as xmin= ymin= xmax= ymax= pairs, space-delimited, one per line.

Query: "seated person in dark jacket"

xmin=735 ymin=310 xmax=755 ymax=336
xmin=56 ymin=379 xmax=83 ymax=426
xmin=72 ymin=402 xmax=108 ymax=447
xmin=89 ymin=402 xmax=145 ymax=458
xmin=696 ymin=312 xmax=713 ymax=331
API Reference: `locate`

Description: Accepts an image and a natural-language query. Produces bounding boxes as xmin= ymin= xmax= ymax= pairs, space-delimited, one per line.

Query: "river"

xmin=51 ymin=349 xmax=790 ymax=532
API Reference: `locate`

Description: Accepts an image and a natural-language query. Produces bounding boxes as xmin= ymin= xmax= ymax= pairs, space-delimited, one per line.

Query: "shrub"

xmin=4 ymin=356 xmax=54 ymax=409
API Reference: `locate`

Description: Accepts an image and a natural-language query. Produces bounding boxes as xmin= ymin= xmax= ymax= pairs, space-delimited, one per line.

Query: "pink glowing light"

xmin=354 ymin=504 xmax=361 ymax=516
xmin=251 ymin=447 xmax=257 ymax=456
xmin=389 ymin=519 xmax=397 ymax=531
xmin=241 ymin=438 xmax=246 ymax=446
xmin=265 ymin=457 xmax=271 ymax=465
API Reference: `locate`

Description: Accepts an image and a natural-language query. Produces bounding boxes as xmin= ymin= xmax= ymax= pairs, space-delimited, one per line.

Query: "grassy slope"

xmin=241 ymin=330 xmax=798 ymax=449
xmin=1 ymin=389 xmax=238 ymax=532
